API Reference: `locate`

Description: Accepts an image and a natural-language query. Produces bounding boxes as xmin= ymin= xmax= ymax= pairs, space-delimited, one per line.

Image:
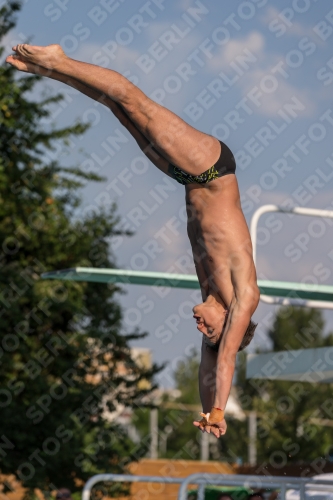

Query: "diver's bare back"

xmin=186 ymin=173 xmax=257 ymax=306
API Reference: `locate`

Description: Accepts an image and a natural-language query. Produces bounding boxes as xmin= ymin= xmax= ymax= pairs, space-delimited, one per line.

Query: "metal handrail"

xmin=250 ymin=204 xmax=333 ymax=309
xmin=81 ymin=473 xmax=184 ymax=500
xmin=81 ymin=472 xmax=333 ymax=500
xmin=178 ymin=473 xmax=333 ymax=500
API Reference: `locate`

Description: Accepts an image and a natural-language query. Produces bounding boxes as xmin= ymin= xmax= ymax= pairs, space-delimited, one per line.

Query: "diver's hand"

xmin=193 ymin=408 xmax=227 ymax=438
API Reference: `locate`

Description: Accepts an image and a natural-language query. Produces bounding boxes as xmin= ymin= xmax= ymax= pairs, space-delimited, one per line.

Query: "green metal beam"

xmin=257 ymin=280 xmax=333 ymax=302
xmin=41 ymin=268 xmax=333 ymax=302
xmin=41 ymin=267 xmax=199 ymax=289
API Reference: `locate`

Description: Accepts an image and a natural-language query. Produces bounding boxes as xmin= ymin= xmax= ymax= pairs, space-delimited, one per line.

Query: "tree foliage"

xmin=0 ymin=2 xmax=160 ymax=495
xmin=133 ymin=307 xmax=333 ymax=466
xmin=132 ymin=347 xmax=202 ymax=460
xmin=165 ymin=347 xmax=201 ymax=459
xmin=223 ymin=306 xmax=333 ymax=466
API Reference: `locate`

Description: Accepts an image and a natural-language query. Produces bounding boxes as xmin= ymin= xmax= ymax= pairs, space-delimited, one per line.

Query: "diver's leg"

xmin=7 ymin=44 xmax=221 ymax=175
xmin=6 ymin=58 xmax=172 ymax=177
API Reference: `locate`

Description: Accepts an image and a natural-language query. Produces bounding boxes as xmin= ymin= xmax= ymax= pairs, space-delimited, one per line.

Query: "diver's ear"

xmin=221 ymin=311 xmax=229 ymax=334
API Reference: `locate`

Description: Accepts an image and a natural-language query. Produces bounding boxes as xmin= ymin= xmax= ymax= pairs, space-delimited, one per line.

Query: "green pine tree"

xmin=0 ymin=2 xmax=160 ymax=496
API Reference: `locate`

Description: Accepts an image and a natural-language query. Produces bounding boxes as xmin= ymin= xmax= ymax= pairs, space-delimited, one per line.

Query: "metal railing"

xmin=250 ymin=204 xmax=333 ymax=309
xmin=178 ymin=473 xmax=333 ymax=500
xmin=81 ymin=473 xmax=184 ymax=500
xmin=81 ymin=472 xmax=333 ymax=500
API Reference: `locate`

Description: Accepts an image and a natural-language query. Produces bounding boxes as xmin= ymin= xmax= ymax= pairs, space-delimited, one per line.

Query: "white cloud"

xmin=73 ymin=42 xmax=141 ymax=74
xmin=222 ymin=31 xmax=265 ymax=66
xmin=208 ymin=31 xmax=316 ymax=117
xmin=260 ymin=6 xmax=319 ymax=42
xmin=208 ymin=31 xmax=266 ymax=72
xmin=239 ymin=67 xmax=316 ymax=117
xmin=144 ymin=19 xmax=203 ymax=58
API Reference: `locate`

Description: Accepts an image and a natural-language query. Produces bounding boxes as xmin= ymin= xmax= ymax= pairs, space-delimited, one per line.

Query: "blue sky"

xmin=5 ymin=0 xmax=333 ymax=386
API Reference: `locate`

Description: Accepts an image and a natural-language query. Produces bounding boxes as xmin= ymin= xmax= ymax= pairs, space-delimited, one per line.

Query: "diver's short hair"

xmin=238 ymin=320 xmax=257 ymax=351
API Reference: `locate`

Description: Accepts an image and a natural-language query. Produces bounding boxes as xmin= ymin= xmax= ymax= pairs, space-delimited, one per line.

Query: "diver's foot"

xmin=6 ymin=44 xmax=66 ymax=72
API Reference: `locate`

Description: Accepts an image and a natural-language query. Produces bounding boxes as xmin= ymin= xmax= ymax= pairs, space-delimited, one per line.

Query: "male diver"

xmin=7 ymin=44 xmax=260 ymax=438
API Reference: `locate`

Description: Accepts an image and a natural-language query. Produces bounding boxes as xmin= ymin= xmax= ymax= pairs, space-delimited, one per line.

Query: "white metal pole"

xmin=200 ymin=431 xmax=209 ymax=461
xmin=250 ymin=204 xmax=333 ymax=266
xmin=250 ymin=205 xmax=333 ymax=309
xmin=150 ymin=408 xmax=158 ymax=459
xmin=248 ymin=411 xmax=257 ymax=466
xmin=197 ymin=484 xmax=206 ymax=500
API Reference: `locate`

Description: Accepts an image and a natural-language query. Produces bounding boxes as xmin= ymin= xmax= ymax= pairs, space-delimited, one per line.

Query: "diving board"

xmin=41 ymin=205 xmax=333 ymax=309
xmin=41 ymin=268 xmax=333 ymax=305
xmin=41 ymin=268 xmax=200 ymax=289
